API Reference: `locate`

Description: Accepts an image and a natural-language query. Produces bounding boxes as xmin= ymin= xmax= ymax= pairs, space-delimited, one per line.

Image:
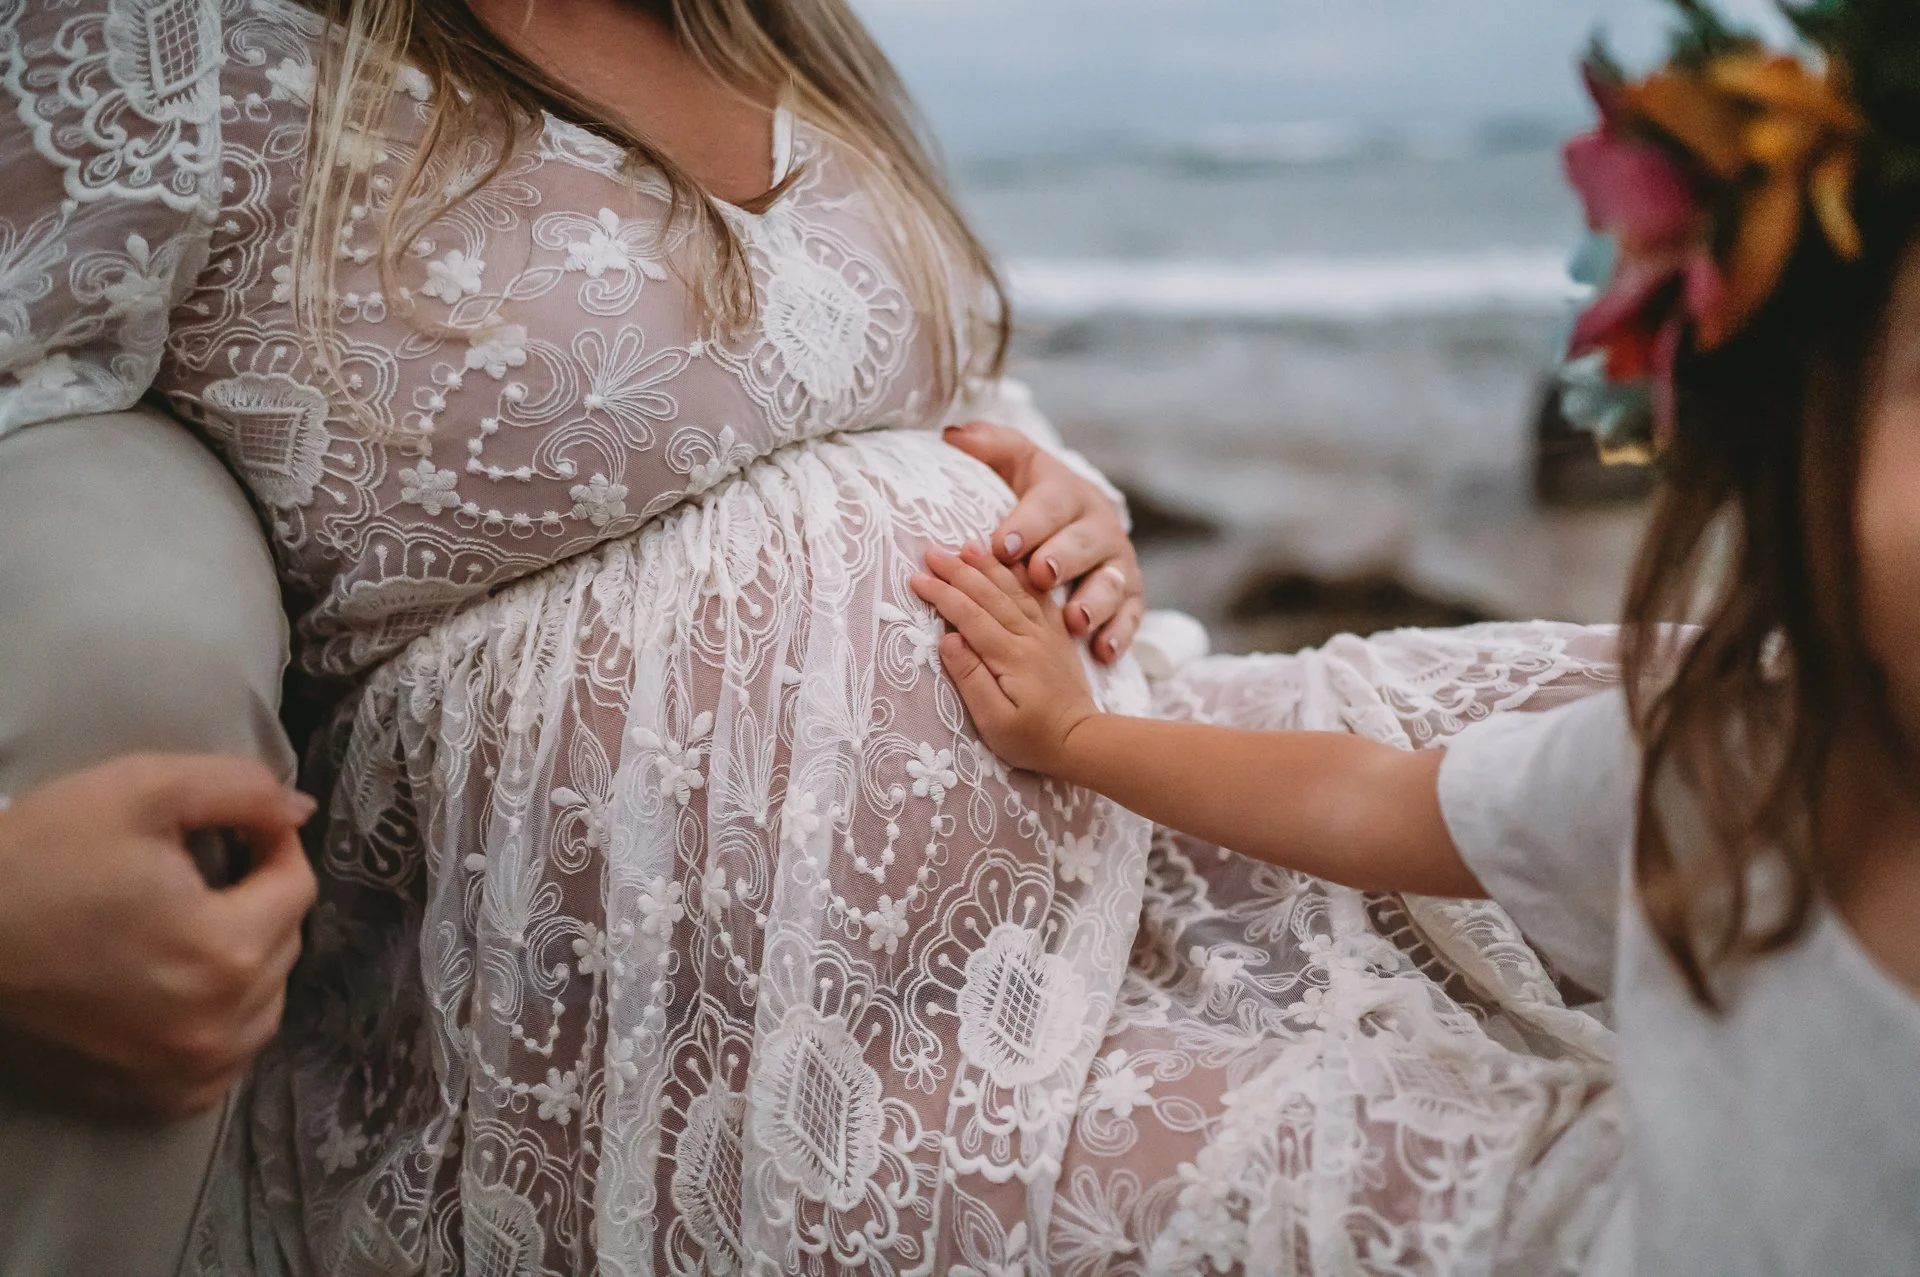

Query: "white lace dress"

xmin=1 ymin=2 xmax=1622 ymax=1273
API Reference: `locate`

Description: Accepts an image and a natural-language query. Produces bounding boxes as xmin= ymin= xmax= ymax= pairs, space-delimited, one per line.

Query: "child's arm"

xmin=911 ymin=545 xmax=1486 ymax=899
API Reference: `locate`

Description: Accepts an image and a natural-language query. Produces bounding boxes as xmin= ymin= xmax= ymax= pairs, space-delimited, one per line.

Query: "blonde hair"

xmin=293 ymin=0 xmax=1008 ymax=428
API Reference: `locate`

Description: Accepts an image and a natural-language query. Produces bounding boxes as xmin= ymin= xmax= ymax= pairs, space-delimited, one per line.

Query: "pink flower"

xmin=1561 ymin=50 xmax=1866 ymax=452
xmin=1565 ymin=84 xmax=1702 ymax=248
xmin=1562 ymin=73 xmax=1723 ymax=444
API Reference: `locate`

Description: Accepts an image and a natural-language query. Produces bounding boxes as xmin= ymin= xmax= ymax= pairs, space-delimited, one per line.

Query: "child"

xmin=916 ymin=2 xmax=1920 ymax=1273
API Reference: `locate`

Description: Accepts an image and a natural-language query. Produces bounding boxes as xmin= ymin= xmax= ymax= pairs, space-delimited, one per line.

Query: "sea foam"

xmin=1005 ymin=250 xmax=1581 ymax=323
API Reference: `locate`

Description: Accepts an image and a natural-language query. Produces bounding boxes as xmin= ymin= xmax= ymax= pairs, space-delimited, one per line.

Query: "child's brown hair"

xmin=1622 ymin=182 xmax=1920 ymax=1005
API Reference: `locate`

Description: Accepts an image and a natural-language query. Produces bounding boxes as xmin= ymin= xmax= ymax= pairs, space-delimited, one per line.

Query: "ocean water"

xmin=957 ymin=135 xmax=1587 ymax=469
xmin=962 ymin=136 xmax=1583 ymax=272
xmin=943 ymin=134 xmax=1647 ymax=641
xmin=855 ymin=0 xmax=1744 ymax=640
xmin=872 ymin=0 xmax=1724 ymax=477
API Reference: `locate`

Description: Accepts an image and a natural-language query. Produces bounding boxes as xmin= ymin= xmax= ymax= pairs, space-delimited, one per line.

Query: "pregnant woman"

xmin=2 ymin=0 xmax=1621 ymax=1272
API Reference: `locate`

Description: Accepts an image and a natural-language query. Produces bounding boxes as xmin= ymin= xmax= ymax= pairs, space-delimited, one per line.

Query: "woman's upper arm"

xmin=0 ymin=0 xmax=222 ymax=436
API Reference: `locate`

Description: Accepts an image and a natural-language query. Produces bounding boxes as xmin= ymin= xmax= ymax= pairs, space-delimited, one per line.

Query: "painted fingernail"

xmin=1002 ymin=533 xmax=1023 ymax=558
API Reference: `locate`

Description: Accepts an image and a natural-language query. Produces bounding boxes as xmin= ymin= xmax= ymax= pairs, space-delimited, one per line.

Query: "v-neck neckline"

xmin=540 ymin=98 xmax=796 ymax=218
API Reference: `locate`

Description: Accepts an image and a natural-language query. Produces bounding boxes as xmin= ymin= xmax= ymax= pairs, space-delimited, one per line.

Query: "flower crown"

xmin=1560 ymin=0 xmax=1920 ymax=463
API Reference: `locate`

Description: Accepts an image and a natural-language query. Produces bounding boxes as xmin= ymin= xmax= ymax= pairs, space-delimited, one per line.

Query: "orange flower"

xmin=1617 ymin=51 xmax=1865 ymax=349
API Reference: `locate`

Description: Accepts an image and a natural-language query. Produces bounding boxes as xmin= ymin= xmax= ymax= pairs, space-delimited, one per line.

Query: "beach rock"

xmin=1529 ymin=381 xmax=1655 ymax=509
xmin=1099 ymin=453 xmax=1645 ymax=655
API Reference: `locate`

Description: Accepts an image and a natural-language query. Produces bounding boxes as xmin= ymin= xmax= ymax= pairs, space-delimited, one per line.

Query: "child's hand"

xmin=911 ymin=543 xmax=1100 ymax=775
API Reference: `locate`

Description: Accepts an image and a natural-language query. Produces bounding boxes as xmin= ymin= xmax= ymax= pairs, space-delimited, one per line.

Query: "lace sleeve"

xmin=0 ymin=0 xmax=223 ymax=436
xmin=1151 ymin=621 xmax=1621 ymax=744
xmin=1151 ymin=622 xmax=1624 ymax=1043
xmin=945 ymin=376 xmax=1131 ymax=532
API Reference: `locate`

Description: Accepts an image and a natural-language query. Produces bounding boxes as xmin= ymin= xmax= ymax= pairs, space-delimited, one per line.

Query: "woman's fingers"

xmin=1065 ymin=560 xmax=1134 ymax=637
xmin=943 ymin=424 xmax=1096 ymax=566
xmin=1091 ymin=594 xmax=1146 ymax=665
xmin=942 ymin=421 xmax=1037 ymax=487
xmin=992 ymin=482 xmax=1082 ymax=566
xmin=1027 ymin=522 xmax=1118 ymax=593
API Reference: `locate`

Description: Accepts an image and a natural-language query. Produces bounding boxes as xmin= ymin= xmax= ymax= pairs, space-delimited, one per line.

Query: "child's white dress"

xmin=1441 ymin=691 xmax=1920 ymax=1276
xmin=6 ymin=2 xmax=1627 ymax=1272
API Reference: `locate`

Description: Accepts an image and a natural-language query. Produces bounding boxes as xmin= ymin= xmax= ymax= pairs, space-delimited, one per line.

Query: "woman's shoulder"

xmin=0 ymin=0 xmax=324 ymax=433
xmin=1 ymin=0 xmax=322 ymax=210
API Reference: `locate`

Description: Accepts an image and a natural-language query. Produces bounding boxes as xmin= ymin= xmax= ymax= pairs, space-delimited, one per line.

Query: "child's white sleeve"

xmin=1437 ymin=689 xmax=1638 ymax=996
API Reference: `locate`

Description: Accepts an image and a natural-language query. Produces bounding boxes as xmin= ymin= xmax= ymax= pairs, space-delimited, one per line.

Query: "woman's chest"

xmin=158 ymin=41 xmax=947 ymax=607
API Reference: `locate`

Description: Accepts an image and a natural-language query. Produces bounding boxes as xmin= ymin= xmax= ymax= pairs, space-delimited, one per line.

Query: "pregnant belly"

xmin=343 ymin=426 xmax=1027 ymax=763
xmin=287 ymin=427 xmax=1153 ymax=1274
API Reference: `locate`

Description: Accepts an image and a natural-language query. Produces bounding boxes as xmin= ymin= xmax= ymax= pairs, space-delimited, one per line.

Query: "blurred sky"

xmin=855 ymin=0 xmax=1794 ymax=158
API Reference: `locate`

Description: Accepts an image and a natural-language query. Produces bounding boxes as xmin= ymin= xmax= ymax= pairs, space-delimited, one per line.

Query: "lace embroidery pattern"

xmin=2 ymin=0 xmax=226 ymax=211
xmin=0 ymin=0 xmax=226 ymax=429
xmin=2 ymin=2 xmax=1628 ymax=1272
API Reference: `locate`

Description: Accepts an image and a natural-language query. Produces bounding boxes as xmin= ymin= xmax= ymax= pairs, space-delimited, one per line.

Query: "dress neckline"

xmin=1813 ymin=903 xmax=1920 ymax=1029
xmin=537 ymin=99 xmax=798 ymax=218
xmin=721 ymin=99 xmax=796 ymax=216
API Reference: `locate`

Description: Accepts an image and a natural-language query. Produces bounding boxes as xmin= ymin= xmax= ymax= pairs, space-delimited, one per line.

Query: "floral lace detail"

xmin=1034 ymin=624 xmax=1624 ymax=1277
xmin=206 ymin=436 xmax=1155 ymax=1276
xmin=1 ymin=0 xmax=226 ymax=211
xmin=0 ymin=0 xmax=227 ymax=430
xmin=5 ymin=2 xmax=1626 ymax=1272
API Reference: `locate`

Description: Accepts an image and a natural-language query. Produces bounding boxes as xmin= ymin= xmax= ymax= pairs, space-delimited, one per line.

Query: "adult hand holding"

xmin=0 ymin=756 xmax=317 ymax=1119
xmin=943 ymin=420 xmax=1147 ymax=664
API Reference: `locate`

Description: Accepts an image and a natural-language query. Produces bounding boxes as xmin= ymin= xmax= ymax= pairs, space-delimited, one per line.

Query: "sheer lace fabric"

xmin=222 ymin=430 xmax=1159 ymax=1277
xmin=3 ymin=3 xmax=1623 ymax=1273
xmin=1049 ymin=628 xmax=1625 ymax=1277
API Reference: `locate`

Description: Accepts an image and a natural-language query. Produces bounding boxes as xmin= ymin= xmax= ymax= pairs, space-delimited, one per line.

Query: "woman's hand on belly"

xmin=942 ymin=422 xmax=1145 ymax=665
